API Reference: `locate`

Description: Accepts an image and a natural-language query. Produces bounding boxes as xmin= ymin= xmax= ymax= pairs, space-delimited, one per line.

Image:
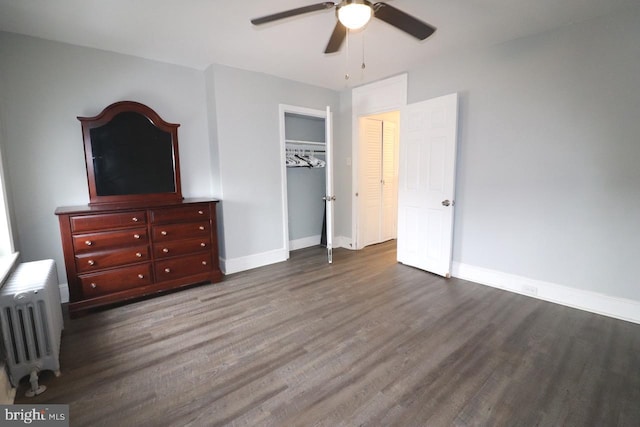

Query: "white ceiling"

xmin=0 ymin=0 xmax=635 ymax=90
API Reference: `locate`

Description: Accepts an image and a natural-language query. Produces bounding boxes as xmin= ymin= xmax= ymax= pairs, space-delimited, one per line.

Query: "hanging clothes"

xmin=286 ymin=148 xmax=325 ymax=168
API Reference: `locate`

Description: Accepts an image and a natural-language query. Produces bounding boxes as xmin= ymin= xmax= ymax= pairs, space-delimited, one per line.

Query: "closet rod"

xmin=286 ymin=150 xmax=326 ymax=154
xmin=285 ymin=139 xmax=325 ymax=146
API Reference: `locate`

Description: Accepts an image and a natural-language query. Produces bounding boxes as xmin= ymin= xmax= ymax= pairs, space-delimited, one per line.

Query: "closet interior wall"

xmin=285 ymin=113 xmax=326 ymax=250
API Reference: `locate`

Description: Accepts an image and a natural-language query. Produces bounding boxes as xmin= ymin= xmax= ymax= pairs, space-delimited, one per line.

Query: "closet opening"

xmin=279 ymin=105 xmax=331 ymax=259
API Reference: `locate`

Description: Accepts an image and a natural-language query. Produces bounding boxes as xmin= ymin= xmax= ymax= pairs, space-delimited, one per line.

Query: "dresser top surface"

xmin=55 ymin=198 xmax=220 ymax=215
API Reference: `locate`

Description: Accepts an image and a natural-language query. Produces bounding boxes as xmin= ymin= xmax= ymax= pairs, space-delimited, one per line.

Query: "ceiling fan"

xmin=251 ymin=0 xmax=436 ymax=54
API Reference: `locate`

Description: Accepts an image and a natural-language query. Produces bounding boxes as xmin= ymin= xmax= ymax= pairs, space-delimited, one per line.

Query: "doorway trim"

xmin=278 ymin=104 xmax=328 ymax=258
xmin=351 ymin=74 xmax=408 ymax=249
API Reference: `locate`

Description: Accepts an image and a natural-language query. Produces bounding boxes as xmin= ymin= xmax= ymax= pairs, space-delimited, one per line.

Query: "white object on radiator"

xmin=0 ymin=259 xmax=63 ymax=397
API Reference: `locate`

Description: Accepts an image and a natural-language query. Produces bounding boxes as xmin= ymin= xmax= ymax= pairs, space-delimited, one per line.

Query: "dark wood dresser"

xmin=55 ymin=198 xmax=222 ymax=316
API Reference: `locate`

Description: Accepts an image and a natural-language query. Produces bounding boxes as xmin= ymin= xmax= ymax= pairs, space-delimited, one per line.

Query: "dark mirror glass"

xmin=89 ymin=112 xmax=176 ymax=196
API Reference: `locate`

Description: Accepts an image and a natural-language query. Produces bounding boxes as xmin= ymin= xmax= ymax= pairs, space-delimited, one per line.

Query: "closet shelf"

xmin=285 ymin=139 xmax=325 ymax=146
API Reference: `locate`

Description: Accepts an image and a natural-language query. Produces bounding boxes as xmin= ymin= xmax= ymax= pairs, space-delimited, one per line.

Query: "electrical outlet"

xmin=522 ymin=284 xmax=538 ymax=296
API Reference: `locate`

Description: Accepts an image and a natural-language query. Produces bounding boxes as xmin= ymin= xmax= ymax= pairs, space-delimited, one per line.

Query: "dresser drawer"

xmin=79 ymin=263 xmax=152 ymax=298
xmin=72 ymin=228 xmax=148 ymax=253
xmin=150 ymin=204 xmax=210 ymax=224
xmin=153 ymin=237 xmax=211 ymax=259
xmin=71 ymin=211 xmax=147 ymax=232
xmin=155 ymin=253 xmax=213 ymax=281
xmin=75 ymin=245 xmax=150 ymax=273
xmin=152 ymin=221 xmax=210 ymax=242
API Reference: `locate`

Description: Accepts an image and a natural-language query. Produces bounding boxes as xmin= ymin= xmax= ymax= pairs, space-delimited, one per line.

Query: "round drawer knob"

xmin=90 ymin=283 xmax=97 ymax=289
xmin=132 ymin=217 xmax=139 ymax=222
xmin=202 ymin=261 xmax=207 ymax=266
xmin=85 ymin=240 xmax=93 ymax=246
xmin=138 ymin=274 xmax=144 ymax=279
xmin=198 ymin=210 xmax=204 ymax=215
xmin=163 ymin=248 xmax=169 ymax=253
xmin=200 ymin=242 xmax=206 ymax=247
xmin=161 ymin=231 xmax=167 ymax=236
xmin=88 ymin=260 xmax=95 ymax=266
xmin=133 ymin=234 xmax=141 ymax=239
xmin=136 ymin=252 xmax=142 ymax=258
xmin=164 ymin=268 xmax=171 ymax=273
xmin=199 ymin=226 xmax=205 ymax=231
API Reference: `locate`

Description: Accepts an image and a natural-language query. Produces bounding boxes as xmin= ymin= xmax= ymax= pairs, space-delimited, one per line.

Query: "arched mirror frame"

xmin=78 ymin=101 xmax=183 ymax=206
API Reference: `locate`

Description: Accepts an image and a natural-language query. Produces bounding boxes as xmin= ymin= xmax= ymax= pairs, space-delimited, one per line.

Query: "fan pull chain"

xmin=361 ymin=31 xmax=366 ymax=76
xmin=345 ymin=29 xmax=350 ymax=80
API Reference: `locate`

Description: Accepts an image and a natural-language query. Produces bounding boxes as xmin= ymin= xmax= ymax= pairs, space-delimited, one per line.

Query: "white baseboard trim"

xmin=289 ymin=235 xmax=321 ymax=251
xmin=221 ymin=248 xmax=288 ymax=275
xmin=222 ymin=237 xmax=354 ymax=275
xmin=452 ymin=262 xmax=640 ymax=325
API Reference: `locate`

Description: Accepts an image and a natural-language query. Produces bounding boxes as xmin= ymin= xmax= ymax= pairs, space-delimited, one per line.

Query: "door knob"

xmin=442 ymin=200 xmax=451 ymax=207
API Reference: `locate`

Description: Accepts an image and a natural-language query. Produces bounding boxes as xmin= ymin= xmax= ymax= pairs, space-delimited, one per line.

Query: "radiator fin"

xmin=18 ymin=308 xmax=30 ymax=361
xmin=4 ymin=307 xmax=19 ymax=364
xmin=38 ymin=300 xmax=52 ymax=356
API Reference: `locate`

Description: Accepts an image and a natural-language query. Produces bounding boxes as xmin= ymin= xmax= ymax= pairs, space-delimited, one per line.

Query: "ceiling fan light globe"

xmin=338 ymin=3 xmax=372 ymax=30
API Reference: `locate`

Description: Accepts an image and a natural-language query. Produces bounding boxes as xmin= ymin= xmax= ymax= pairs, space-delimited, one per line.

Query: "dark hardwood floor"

xmin=17 ymin=241 xmax=640 ymax=426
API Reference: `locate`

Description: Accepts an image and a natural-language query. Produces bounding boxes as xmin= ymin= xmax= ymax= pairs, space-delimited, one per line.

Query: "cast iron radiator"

xmin=0 ymin=259 xmax=63 ymax=396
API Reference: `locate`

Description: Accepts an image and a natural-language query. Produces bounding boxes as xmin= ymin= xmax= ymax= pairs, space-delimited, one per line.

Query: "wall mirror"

xmin=78 ymin=101 xmax=183 ymax=205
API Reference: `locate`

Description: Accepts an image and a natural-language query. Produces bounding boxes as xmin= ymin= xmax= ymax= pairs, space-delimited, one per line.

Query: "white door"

xmin=359 ymin=118 xmax=383 ymax=248
xmin=358 ymin=117 xmax=399 ymax=248
xmin=324 ymin=106 xmax=335 ymax=263
xmin=397 ymin=93 xmax=458 ymax=277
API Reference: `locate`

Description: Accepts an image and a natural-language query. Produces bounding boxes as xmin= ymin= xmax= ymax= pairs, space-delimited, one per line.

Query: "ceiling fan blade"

xmin=251 ymin=2 xmax=335 ymax=25
xmin=373 ymin=2 xmax=436 ymax=40
xmin=324 ymin=21 xmax=347 ymax=54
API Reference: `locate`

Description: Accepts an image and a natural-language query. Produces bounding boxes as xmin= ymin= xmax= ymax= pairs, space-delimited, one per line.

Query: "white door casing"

xmin=351 ymin=74 xmax=408 ymax=250
xmin=397 ymin=93 xmax=459 ymax=277
xmin=382 ymin=120 xmax=398 ymax=242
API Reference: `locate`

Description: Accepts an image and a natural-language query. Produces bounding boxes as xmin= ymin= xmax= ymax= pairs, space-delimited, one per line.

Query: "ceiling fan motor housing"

xmin=336 ymin=0 xmax=374 ymax=30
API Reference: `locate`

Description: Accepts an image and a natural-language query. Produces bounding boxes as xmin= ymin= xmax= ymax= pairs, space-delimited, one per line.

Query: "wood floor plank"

xmin=15 ymin=241 xmax=640 ymax=426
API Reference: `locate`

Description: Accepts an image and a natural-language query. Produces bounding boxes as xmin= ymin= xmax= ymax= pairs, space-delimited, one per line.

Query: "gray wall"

xmin=0 ymin=32 xmax=214 ymax=285
xmin=204 ymin=60 xmax=226 ymax=258
xmin=334 ymin=90 xmax=353 ymax=243
xmin=287 ymin=168 xmax=326 ymax=241
xmin=405 ymin=6 xmax=640 ymax=301
xmin=285 ymin=114 xmax=325 ymax=141
xmin=0 ymin=93 xmax=16 ymax=256
xmin=205 ymin=64 xmax=339 ymax=261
